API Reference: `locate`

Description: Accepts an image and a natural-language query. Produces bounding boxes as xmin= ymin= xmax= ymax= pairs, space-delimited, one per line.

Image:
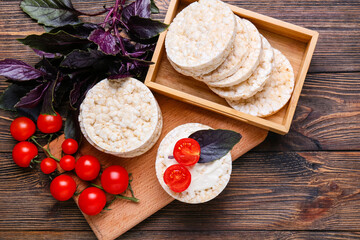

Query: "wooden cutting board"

xmin=49 ymin=93 xmax=268 ymax=240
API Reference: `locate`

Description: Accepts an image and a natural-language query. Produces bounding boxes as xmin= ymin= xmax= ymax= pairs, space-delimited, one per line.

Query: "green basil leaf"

xmin=64 ymin=109 xmax=82 ymax=143
xmin=0 ymin=83 xmax=37 ymax=111
xmin=18 ymin=30 xmax=91 ymax=55
xmin=20 ymin=0 xmax=81 ymax=27
xmin=189 ymin=129 xmax=242 ymax=163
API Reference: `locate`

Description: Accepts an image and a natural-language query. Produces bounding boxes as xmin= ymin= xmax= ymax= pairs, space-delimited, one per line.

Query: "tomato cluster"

xmin=164 ymin=138 xmax=201 ymax=193
xmin=9 ymin=113 xmax=135 ymax=216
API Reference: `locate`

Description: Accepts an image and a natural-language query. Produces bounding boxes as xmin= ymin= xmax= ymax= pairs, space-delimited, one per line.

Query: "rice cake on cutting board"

xmin=49 ymin=94 xmax=267 ymax=240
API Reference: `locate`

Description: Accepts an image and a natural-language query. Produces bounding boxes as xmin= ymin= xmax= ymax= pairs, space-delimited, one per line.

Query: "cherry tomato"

xmin=78 ymin=187 xmax=106 ymax=215
xmin=40 ymin=157 xmax=57 ymax=174
xmin=50 ymin=175 xmax=76 ymax=201
xmin=60 ymin=155 xmax=76 ymax=171
xmin=173 ymin=138 xmax=200 ymax=166
xmin=101 ymin=165 xmax=129 ymax=195
xmin=10 ymin=117 xmax=36 ymax=141
xmin=37 ymin=112 xmax=62 ymax=134
xmin=75 ymin=155 xmax=101 ymax=181
xmin=61 ymin=139 xmax=78 ymax=155
xmin=12 ymin=141 xmax=38 ymax=167
xmin=163 ymin=164 xmax=191 ymax=192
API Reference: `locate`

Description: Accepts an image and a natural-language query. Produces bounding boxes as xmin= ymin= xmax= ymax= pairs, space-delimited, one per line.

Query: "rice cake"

xmin=79 ymin=78 xmax=163 ymax=158
xmin=207 ymin=19 xmax=262 ymax=87
xmin=226 ymin=49 xmax=294 ymax=117
xmin=210 ymin=36 xmax=274 ymax=100
xmin=165 ymin=0 xmax=236 ymax=75
xmin=193 ymin=16 xmax=250 ymax=82
xmin=155 ymin=123 xmax=232 ymax=204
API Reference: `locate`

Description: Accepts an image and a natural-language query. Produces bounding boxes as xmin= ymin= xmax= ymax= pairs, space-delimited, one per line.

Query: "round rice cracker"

xmin=155 ymin=123 xmax=232 ymax=204
xmin=210 ymin=35 xmax=274 ymax=100
xmin=165 ymin=0 xmax=236 ymax=75
xmin=206 ymin=18 xmax=262 ymax=88
xmin=226 ymin=49 xmax=295 ymax=117
xmin=193 ymin=16 xmax=250 ymax=82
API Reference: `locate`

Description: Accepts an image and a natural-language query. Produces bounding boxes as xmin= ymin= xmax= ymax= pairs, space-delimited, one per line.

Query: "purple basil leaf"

xmin=189 ymin=129 xmax=242 ymax=163
xmin=88 ymin=28 xmax=120 ymax=55
xmin=0 ymin=59 xmax=44 ymax=81
xmin=0 ymin=83 xmax=37 ymax=111
xmin=49 ymin=23 xmax=101 ymax=39
xmin=36 ymin=58 xmax=58 ymax=79
xmin=41 ymin=77 xmax=58 ymax=115
xmin=69 ymin=77 xmax=88 ymax=108
xmin=61 ymin=49 xmax=106 ymax=68
xmin=18 ymin=30 xmax=91 ymax=55
xmin=108 ymin=73 xmax=132 ymax=80
xmin=15 ymin=82 xmax=50 ymax=108
xmin=127 ymin=16 xmax=168 ymax=40
xmin=32 ymin=49 xmax=61 ymax=58
xmin=122 ymin=0 xmax=151 ymax=23
xmin=20 ymin=0 xmax=81 ymax=27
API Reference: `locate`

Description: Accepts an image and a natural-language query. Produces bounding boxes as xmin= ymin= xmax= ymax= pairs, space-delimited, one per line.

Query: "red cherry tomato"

xmin=173 ymin=138 xmax=200 ymax=166
xmin=163 ymin=164 xmax=191 ymax=192
xmin=60 ymin=155 xmax=76 ymax=171
xmin=101 ymin=165 xmax=129 ymax=195
xmin=75 ymin=155 xmax=101 ymax=181
xmin=50 ymin=175 xmax=76 ymax=201
xmin=40 ymin=157 xmax=57 ymax=174
xmin=12 ymin=141 xmax=38 ymax=167
xmin=37 ymin=112 xmax=62 ymax=134
xmin=10 ymin=117 xmax=36 ymax=141
xmin=78 ymin=187 xmax=106 ymax=215
xmin=61 ymin=139 xmax=79 ymax=155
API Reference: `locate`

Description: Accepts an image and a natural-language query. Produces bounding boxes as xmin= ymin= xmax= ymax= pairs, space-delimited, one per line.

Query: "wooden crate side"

xmin=284 ymin=32 xmax=319 ymax=131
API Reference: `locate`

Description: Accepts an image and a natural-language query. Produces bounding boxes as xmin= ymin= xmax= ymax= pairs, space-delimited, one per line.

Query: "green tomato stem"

xmin=115 ymin=195 xmax=139 ymax=203
xmin=30 ymin=136 xmax=60 ymax=162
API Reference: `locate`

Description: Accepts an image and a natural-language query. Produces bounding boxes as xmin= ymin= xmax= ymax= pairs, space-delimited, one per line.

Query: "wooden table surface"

xmin=0 ymin=0 xmax=359 ymax=239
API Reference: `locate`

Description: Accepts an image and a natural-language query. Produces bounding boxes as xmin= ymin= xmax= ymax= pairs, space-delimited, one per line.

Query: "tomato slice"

xmin=163 ymin=164 xmax=191 ymax=192
xmin=173 ymin=138 xmax=200 ymax=166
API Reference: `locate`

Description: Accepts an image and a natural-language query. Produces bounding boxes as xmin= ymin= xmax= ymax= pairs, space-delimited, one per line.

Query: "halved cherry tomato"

xmin=101 ymin=165 xmax=129 ymax=195
xmin=78 ymin=187 xmax=106 ymax=215
xmin=50 ymin=175 xmax=76 ymax=201
xmin=60 ymin=155 xmax=76 ymax=171
xmin=173 ymin=138 xmax=200 ymax=166
xmin=40 ymin=157 xmax=57 ymax=174
xmin=61 ymin=139 xmax=78 ymax=155
xmin=163 ymin=164 xmax=191 ymax=192
xmin=37 ymin=112 xmax=62 ymax=134
xmin=10 ymin=117 xmax=36 ymax=141
xmin=12 ymin=141 xmax=38 ymax=167
xmin=75 ymin=155 xmax=100 ymax=181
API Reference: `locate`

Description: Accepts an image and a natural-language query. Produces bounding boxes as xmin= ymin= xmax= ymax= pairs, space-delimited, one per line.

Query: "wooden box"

xmin=145 ymin=0 xmax=319 ymax=135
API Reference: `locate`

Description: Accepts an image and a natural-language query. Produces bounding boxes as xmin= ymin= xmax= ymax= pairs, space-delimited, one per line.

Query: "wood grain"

xmin=0 ymin=0 xmax=359 ymax=72
xmin=1 ymin=231 xmax=360 ymax=240
xmin=1 ymin=71 xmax=359 ymax=152
xmin=146 ymin=0 xmax=318 ymax=134
xmin=45 ymin=93 xmax=267 ymax=240
xmin=1 ymin=151 xmax=360 ymax=231
xmin=0 ymin=0 xmax=359 ymax=238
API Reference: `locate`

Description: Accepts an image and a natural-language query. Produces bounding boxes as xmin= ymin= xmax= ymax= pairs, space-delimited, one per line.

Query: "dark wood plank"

xmin=256 ymin=72 xmax=360 ymax=151
xmin=1 ymin=71 xmax=358 ymax=152
xmin=1 ymin=230 xmax=360 ymax=240
xmin=0 ymin=0 xmax=359 ymax=72
xmin=1 ymin=151 xmax=360 ymax=231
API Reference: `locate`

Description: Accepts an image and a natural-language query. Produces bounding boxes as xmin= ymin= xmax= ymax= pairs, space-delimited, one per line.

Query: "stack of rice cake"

xmin=165 ymin=0 xmax=295 ymax=117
